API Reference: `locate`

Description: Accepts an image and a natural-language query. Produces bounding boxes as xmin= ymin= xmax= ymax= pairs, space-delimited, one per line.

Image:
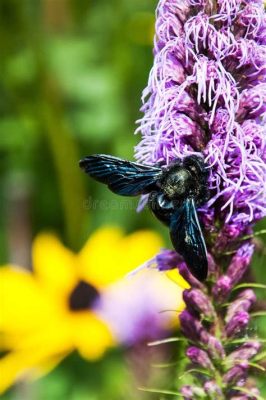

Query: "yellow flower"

xmin=0 ymin=226 xmax=167 ymax=393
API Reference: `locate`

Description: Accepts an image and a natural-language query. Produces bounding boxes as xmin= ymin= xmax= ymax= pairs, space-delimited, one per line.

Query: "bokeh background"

xmin=0 ymin=0 xmax=266 ymax=399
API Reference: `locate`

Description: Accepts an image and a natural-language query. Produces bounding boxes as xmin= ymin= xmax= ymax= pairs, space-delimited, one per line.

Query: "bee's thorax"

xmin=162 ymin=168 xmax=193 ymax=200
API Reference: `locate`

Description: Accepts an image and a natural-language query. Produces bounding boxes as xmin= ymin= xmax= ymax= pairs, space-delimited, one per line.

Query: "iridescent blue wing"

xmin=79 ymin=154 xmax=162 ymax=196
xmin=169 ymin=197 xmax=208 ymax=281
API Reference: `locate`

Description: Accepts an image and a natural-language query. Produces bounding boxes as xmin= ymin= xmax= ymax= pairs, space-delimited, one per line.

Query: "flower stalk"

xmin=136 ymin=0 xmax=266 ymax=397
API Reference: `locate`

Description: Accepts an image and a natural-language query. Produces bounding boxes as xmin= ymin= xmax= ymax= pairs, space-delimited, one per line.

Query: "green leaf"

xmin=223 ymin=359 xmax=265 ymax=372
xmin=233 ymin=387 xmax=265 ymax=400
xmin=223 ymin=250 xmax=237 ymax=256
xmin=250 ymin=311 xmax=266 ymax=318
xmin=151 ymin=361 xmax=181 ymax=369
xmin=178 ymin=368 xmax=213 ymax=380
xmin=148 ymin=337 xmax=187 ymax=346
xmin=242 ymin=229 xmax=266 ymax=241
xmin=254 ymin=351 xmax=266 ymax=362
xmin=247 ymin=362 xmax=266 ymax=372
xmin=233 ymin=283 xmax=266 ymax=291
xmin=138 ymin=387 xmax=183 ymax=397
xmin=225 ymin=338 xmax=266 ymax=345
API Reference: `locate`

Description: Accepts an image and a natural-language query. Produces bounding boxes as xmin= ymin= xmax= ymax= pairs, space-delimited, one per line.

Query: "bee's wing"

xmin=169 ymin=198 xmax=208 ymax=281
xmin=79 ymin=154 xmax=162 ymax=196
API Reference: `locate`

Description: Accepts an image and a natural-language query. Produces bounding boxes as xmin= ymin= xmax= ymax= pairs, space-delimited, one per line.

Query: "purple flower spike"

xmin=135 ymin=0 xmax=266 ymax=395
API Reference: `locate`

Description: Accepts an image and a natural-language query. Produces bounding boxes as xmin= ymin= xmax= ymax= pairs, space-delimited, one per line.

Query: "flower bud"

xmin=213 ymin=244 xmax=254 ymax=302
xmin=226 ymin=290 xmax=256 ymax=324
xmin=180 ymin=311 xmax=225 ymax=359
xmin=223 ymin=363 xmax=248 ymax=386
xmin=187 ymin=346 xmax=214 ymax=370
xmin=183 ymin=289 xmax=215 ymax=320
xmin=181 ymin=385 xmax=205 ymax=399
xmin=204 ymin=380 xmax=223 ymax=399
xmin=213 ymin=275 xmax=232 ymax=302
xmin=226 ymin=243 xmax=254 ymax=285
xmin=227 ymin=341 xmax=261 ymax=365
xmin=179 ymin=310 xmax=202 ymax=342
xmin=179 ymin=263 xmax=204 ymax=289
xmin=226 ymin=311 xmax=250 ymax=338
xmin=181 ymin=385 xmax=194 ymax=400
xmin=155 ymin=249 xmax=182 ymax=271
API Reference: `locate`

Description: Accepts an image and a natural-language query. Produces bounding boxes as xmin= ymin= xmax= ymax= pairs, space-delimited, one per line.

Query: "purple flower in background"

xmin=135 ymin=0 xmax=266 ymax=397
xmin=97 ymin=269 xmax=183 ymax=345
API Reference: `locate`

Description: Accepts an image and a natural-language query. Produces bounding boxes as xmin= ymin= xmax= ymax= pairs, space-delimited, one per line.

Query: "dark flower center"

xmin=68 ymin=280 xmax=99 ymax=311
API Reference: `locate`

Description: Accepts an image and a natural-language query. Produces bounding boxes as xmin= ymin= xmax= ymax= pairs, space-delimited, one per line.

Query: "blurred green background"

xmin=0 ymin=0 xmax=162 ymax=262
xmin=0 ymin=0 xmax=265 ymax=399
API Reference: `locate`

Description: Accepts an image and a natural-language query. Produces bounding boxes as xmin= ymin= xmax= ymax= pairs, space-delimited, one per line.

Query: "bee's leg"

xmin=183 ymin=155 xmax=210 ymax=205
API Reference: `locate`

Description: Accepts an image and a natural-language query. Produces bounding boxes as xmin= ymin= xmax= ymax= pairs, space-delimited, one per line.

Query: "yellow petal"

xmin=78 ymin=226 xmax=123 ymax=287
xmin=0 ymin=350 xmax=45 ymax=394
xmin=79 ymin=226 xmax=162 ymax=288
xmin=0 ymin=312 xmax=111 ymax=393
xmin=6 ymin=318 xmax=71 ymax=352
xmin=121 ymin=230 xmax=163 ymax=273
xmin=166 ymin=269 xmax=190 ymax=289
xmin=0 ymin=342 xmax=69 ymax=394
xmin=0 ymin=267 xmax=53 ymax=334
xmin=32 ymin=233 xmax=77 ymax=295
xmin=68 ymin=312 xmax=114 ymax=360
xmin=29 ymin=354 xmax=65 ymax=381
xmin=0 ymin=320 xmax=74 ymax=392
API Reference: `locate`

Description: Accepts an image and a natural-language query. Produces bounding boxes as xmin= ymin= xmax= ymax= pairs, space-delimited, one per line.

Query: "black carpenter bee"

xmin=79 ymin=154 xmax=209 ymax=281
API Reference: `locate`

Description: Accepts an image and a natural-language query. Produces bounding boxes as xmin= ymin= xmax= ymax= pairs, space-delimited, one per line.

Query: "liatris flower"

xmin=136 ymin=0 xmax=266 ymax=397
